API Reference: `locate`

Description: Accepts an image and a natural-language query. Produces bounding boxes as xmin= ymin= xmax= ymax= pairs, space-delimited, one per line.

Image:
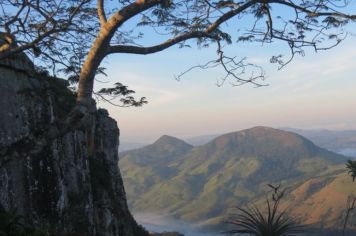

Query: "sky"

xmin=96 ymin=36 xmax=356 ymax=143
xmin=95 ymin=3 xmax=356 ymax=143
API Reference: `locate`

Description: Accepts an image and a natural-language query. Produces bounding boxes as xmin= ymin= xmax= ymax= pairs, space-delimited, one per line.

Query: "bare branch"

xmin=176 ymin=40 xmax=266 ymax=87
xmin=107 ymin=31 xmax=216 ymax=55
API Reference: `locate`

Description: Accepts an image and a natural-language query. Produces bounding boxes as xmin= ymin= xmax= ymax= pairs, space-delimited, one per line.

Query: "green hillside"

xmin=119 ymin=126 xmax=349 ymax=230
xmin=120 ymin=135 xmax=193 ymax=197
xmin=282 ymin=170 xmax=356 ymax=229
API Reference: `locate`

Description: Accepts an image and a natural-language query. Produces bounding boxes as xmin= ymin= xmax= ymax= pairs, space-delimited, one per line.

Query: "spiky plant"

xmin=346 ymin=160 xmax=356 ymax=182
xmin=343 ymin=160 xmax=356 ymax=235
xmin=225 ymin=185 xmax=305 ymax=236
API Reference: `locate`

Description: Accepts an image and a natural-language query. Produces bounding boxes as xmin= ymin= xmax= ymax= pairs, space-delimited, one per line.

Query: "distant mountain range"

xmin=119 ymin=126 xmax=354 ymax=233
xmin=283 ymin=128 xmax=356 ymax=158
xmin=119 ymin=141 xmax=148 ymax=152
xmin=119 ymin=128 xmax=356 ymax=158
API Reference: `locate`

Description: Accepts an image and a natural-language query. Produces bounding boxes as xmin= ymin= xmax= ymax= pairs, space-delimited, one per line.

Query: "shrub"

xmin=225 ymin=184 xmax=305 ymax=236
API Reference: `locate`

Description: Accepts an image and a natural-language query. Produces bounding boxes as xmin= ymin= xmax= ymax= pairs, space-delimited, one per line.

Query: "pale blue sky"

xmin=97 ymin=35 xmax=356 ymax=143
xmin=95 ymin=2 xmax=356 ymax=143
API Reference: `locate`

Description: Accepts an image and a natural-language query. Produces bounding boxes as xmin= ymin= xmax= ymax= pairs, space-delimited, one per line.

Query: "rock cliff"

xmin=0 ymin=54 xmax=148 ymax=236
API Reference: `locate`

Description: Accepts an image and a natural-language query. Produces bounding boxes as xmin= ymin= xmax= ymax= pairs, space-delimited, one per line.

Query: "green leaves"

xmin=322 ymin=16 xmax=349 ymax=28
xmin=96 ymin=82 xmax=148 ymax=107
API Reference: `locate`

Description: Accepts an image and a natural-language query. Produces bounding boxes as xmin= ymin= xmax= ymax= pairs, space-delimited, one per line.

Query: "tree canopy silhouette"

xmin=0 ymin=0 xmax=355 ymax=114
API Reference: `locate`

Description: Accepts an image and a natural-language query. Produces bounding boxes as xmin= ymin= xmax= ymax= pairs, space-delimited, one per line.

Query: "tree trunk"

xmin=76 ymin=1 xmax=162 ymax=105
xmin=76 ymin=29 xmax=111 ymax=105
xmin=76 ymin=12 xmax=127 ymax=105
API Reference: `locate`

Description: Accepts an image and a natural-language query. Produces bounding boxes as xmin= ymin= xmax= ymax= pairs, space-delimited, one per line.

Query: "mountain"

xmin=120 ymin=128 xmax=356 ymax=156
xmin=119 ymin=126 xmax=348 ymax=232
xmin=121 ymin=135 xmax=193 ymax=166
xmin=182 ymin=128 xmax=356 ymax=158
xmin=120 ymin=135 xmax=193 ymax=197
xmin=282 ymin=170 xmax=356 ymax=229
xmin=283 ymin=128 xmax=356 ymax=158
xmin=183 ymin=134 xmax=221 ymax=146
xmin=119 ymin=141 xmax=147 ymax=152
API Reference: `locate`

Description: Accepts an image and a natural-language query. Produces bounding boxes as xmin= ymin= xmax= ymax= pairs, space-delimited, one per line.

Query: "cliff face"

xmin=0 ymin=54 xmax=147 ymax=236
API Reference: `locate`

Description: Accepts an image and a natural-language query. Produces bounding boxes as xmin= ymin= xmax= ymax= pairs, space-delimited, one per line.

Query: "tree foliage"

xmin=0 ymin=0 xmax=96 ymax=71
xmin=0 ymin=0 xmax=355 ymax=119
xmin=1 ymin=1 xmax=355 ymax=98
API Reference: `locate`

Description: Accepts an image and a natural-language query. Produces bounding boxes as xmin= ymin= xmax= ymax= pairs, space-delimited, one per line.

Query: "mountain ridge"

xmin=119 ymin=127 xmax=356 ymax=158
xmin=119 ymin=126 xmax=349 ymax=232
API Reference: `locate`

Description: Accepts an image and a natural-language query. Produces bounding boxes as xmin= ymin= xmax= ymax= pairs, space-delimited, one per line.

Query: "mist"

xmin=134 ymin=213 xmax=219 ymax=236
xmin=337 ymin=148 xmax=356 ymax=159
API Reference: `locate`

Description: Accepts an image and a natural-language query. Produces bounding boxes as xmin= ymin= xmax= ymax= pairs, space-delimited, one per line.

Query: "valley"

xmin=119 ymin=126 xmax=356 ymax=235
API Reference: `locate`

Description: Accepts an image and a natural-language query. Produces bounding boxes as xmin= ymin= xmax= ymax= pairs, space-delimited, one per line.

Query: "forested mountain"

xmin=120 ymin=127 xmax=350 ymax=232
xmin=119 ymin=129 xmax=356 ymax=158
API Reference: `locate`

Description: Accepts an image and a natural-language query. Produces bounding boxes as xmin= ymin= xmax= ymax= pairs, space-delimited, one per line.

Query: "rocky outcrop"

xmin=0 ymin=54 xmax=148 ymax=236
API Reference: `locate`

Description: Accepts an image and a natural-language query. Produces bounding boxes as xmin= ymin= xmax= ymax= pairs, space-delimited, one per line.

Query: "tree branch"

xmin=106 ymin=0 xmax=163 ymax=33
xmin=107 ymin=0 xmax=259 ymax=55
xmin=97 ymin=0 xmax=107 ymax=26
xmin=206 ymin=0 xmax=259 ymax=33
xmin=268 ymin=0 xmax=356 ymax=20
xmin=0 ymin=0 xmax=91 ymax=59
xmin=107 ymin=31 xmax=216 ymax=54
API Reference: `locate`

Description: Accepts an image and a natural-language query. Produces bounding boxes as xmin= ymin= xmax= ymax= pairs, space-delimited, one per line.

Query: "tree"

xmin=1 ymin=0 xmax=355 ymax=123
